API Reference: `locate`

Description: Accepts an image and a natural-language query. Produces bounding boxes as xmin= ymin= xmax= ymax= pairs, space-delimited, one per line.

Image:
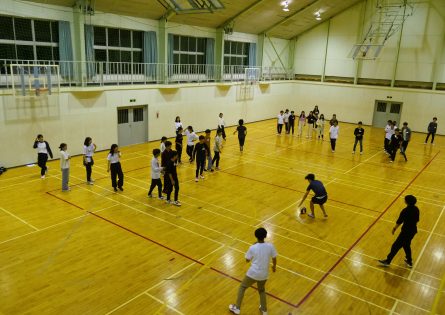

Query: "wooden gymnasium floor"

xmin=1 ymin=119 xmax=445 ymax=315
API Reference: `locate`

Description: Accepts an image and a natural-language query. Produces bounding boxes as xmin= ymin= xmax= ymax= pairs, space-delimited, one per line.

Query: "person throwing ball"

xmin=297 ymin=174 xmax=328 ymax=218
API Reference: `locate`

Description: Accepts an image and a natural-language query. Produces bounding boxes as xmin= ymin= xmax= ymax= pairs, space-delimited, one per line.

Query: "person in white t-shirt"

xmin=329 ymin=120 xmax=339 ymax=153
xmin=107 ymin=144 xmax=124 ymax=192
xmin=148 ymin=148 xmax=164 ymax=200
xmin=83 ymin=137 xmax=96 ymax=185
xmin=185 ymin=126 xmax=198 ymax=162
xmin=174 ymin=116 xmax=183 ymax=132
xmin=33 ymin=134 xmax=53 ymax=179
xmin=59 ymin=143 xmax=70 ymax=191
xmin=384 ymin=120 xmax=394 ymax=153
xmin=218 ymin=113 xmax=226 ymax=140
xmin=283 ymin=109 xmax=290 ymax=134
xmin=277 ymin=110 xmax=284 ymax=135
xmin=229 ymin=228 xmax=277 ymax=315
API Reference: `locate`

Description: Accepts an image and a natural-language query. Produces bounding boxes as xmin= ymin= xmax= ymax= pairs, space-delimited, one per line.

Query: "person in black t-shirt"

xmin=424 ymin=117 xmax=438 ymax=144
xmin=192 ymin=135 xmax=210 ymax=181
xmin=164 ymin=151 xmax=180 ymax=206
xmin=379 ymin=195 xmax=419 ymax=268
xmin=297 ymin=174 xmax=328 ymax=218
xmin=175 ymin=127 xmax=183 ymax=164
xmin=233 ymin=119 xmax=247 ymax=152
xmin=352 ymin=121 xmax=365 ymax=154
xmin=389 ymin=129 xmax=403 ymax=162
xmin=288 ymin=111 xmax=296 ymax=135
xmin=306 ymin=111 xmax=316 ymax=139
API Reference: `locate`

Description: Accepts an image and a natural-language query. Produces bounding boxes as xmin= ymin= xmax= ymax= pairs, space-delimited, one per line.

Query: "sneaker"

xmin=378 ymin=259 xmax=390 ymax=266
xmin=62 ymin=188 xmax=71 ymax=192
xmin=200 ymin=175 xmax=205 ymax=179
xmin=424 ymin=142 xmax=427 ymax=144
xmin=331 ymin=150 xmax=335 ymax=153
xmin=195 ymin=177 xmax=199 ymax=182
xmin=118 ymin=187 xmax=124 ymax=191
xmin=148 ymin=194 xmax=153 ymax=198
xmin=259 ymin=306 xmax=268 ymax=315
xmin=173 ymin=201 xmax=181 ymax=207
xmin=41 ymin=175 xmax=45 ymax=179
xmin=89 ymin=179 xmax=95 ymax=183
xmin=404 ymin=259 xmax=413 ymax=268
xmin=360 ymin=152 xmax=363 ymax=155
xmin=308 ymin=213 xmax=315 ymax=218
xmin=352 ymin=151 xmax=355 ymax=154
xmin=215 ymin=167 xmax=220 ymax=170
xmin=210 ymin=169 xmax=214 ymax=172
xmin=229 ymin=304 xmax=240 ymax=315
xmin=88 ymin=181 xmax=94 ymax=185
xmin=166 ymin=200 xmax=172 ymax=204
xmin=204 ymin=169 xmax=208 ymax=172
xmin=158 ymin=196 xmax=164 ymax=200
xmin=389 ymin=160 xmax=393 ymax=163
xmin=113 ymin=187 xmax=118 ymax=192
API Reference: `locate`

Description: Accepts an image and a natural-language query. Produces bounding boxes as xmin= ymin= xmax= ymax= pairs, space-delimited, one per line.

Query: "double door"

xmin=117 ymin=106 xmax=148 ymax=146
xmin=372 ymin=100 xmax=403 ymax=128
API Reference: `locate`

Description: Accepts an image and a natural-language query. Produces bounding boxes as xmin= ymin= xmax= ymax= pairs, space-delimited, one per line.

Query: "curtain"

xmin=205 ymin=38 xmax=215 ymax=79
xmin=248 ymin=42 xmax=257 ymax=67
xmin=58 ymin=21 xmax=74 ymax=79
xmin=143 ymin=31 xmax=157 ymax=79
xmin=84 ymin=25 xmax=95 ymax=78
xmin=168 ymin=33 xmax=174 ymax=76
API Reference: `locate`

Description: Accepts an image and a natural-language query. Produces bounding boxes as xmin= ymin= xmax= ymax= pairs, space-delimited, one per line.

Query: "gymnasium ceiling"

xmin=26 ymin=0 xmax=363 ymax=39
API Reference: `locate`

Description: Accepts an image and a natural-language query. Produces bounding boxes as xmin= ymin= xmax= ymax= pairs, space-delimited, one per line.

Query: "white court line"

xmin=0 ymin=204 xmax=119 ymax=245
xmin=104 ymin=245 xmax=224 ymax=315
xmin=408 ymin=204 xmax=445 ymax=280
xmin=389 ymin=300 xmax=400 ymax=315
xmin=145 ymin=292 xmax=185 ymax=315
xmin=0 ymin=206 xmax=39 ymax=231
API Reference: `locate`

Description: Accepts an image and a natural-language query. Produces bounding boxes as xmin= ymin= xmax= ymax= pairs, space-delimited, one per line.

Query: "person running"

xmin=379 ymin=195 xmax=419 ymax=268
xmin=283 ymin=109 xmax=290 ymax=134
xmin=218 ymin=113 xmax=227 ymax=140
xmin=107 ymin=144 xmax=124 ymax=192
xmin=192 ymin=135 xmax=209 ymax=182
xmin=288 ymin=110 xmax=296 ymax=135
xmin=59 ymin=143 xmax=70 ymax=192
xmin=329 ymin=120 xmax=339 ymax=152
xmin=185 ymin=126 xmax=198 ymax=162
xmin=212 ymin=129 xmax=223 ymax=170
xmin=352 ymin=121 xmax=365 ymax=154
xmin=316 ymin=114 xmax=325 ymax=140
xmin=164 ymin=151 xmax=181 ymax=206
xmin=277 ymin=110 xmax=284 ymax=135
xmin=174 ymin=116 xmax=183 ymax=133
xmin=425 ymin=117 xmax=438 ymax=144
xmin=233 ymin=119 xmax=247 ymax=152
xmin=228 ymin=227 xmax=277 ymax=315
xmin=298 ymin=111 xmax=306 ymax=137
xmin=306 ymin=111 xmax=315 ymax=139
xmin=204 ymin=129 xmax=213 ymax=172
xmin=83 ymin=137 xmax=96 ymax=185
xmin=297 ymin=174 xmax=328 ymax=218
xmin=175 ymin=127 xmax=184 ymax=164
xmin=401 ymin=122 xmax=411 ymax=160
xmin=33 ymin=134 xmax=53 ymax=179
xmin=148 ymin=148 xmax=164 ymax=200
xmin=389 ymin=128 xmax=403 ymax=163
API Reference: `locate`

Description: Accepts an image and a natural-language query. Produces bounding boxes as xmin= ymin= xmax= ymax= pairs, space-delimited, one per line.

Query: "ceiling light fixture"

xmin=282 ymin=1 xmax=290 ymax=12
xmin=314 ymin=10 xmax=321 ymax=20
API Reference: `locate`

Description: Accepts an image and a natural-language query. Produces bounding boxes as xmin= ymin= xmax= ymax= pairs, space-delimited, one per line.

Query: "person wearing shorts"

xmin=297 ymin=173 xmax=328 ymax=218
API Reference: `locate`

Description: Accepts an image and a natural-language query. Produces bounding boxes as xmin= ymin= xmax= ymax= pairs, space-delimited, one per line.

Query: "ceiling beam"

xmin=261 ymin=0 xmax=320 ymax=35
xmin=218 ymin=0 xmax=266 ymax=29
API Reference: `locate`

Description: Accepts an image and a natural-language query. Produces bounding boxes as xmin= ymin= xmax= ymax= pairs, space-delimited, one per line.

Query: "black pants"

xmin=37 ymin=153 xmax=48 ymax=176
xmin=386 ymin=231 xmax=416 ymax=264
xmin=110 ymin=162 xmax=124 ymax=188
xmin=186 ymin=145 xmax=194 ymax=160
xmin=220 ymin=126 xmax=226 ymax=140
xmin=353 ymin=138 xmax=363 ymax=152
xmin=164 ymin=177 xmax=179 ymax=201
xmin=289 ymin=122 xmax=295 ymax=134
xmin=330 ymin=138 xmax=336 ymax=151
xmin=238 ymin=137 xmax=245 ymax=147
xmin=277 ymin=124 xmax=283 ymax=134
xmin=196 ymin=157 xmax=205 ymax=177
xmin=148 ymin=178 xmax=162 ymax=196
xmin=85 ymin=157 xmax=94 ymax=181
xmin=176 ymin=144 xmax=182 ymax=163
xmin=212 ymin=151 xmax=220 ymax=167
xmin=425 ymin=132 xmax=435 ymax=143
xmin=384 ymin=138 xmax=390 ymax=152
xmin=285 ymin=122 xmax=289 ymax=133
xmin=390 ymin=146 xmax=399 ymax=161
xmin=401 ymin=140 xmax=409 ymax=153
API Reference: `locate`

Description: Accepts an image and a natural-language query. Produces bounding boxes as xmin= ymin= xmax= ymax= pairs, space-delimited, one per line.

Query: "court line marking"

xmin=102 ymin=167 xmax=443 ymax=286
xmin=145 ymin=292 xmax=185 ymax=315
xmin=68 ymin=173 xmax=439 ymax=310
xmin=408 ymin=204 xmax=445 ymax=280
xmin=104 ymin=245 xmax=224 ymax=315
xmin=0 ymin=206 xmax=39 ymax=231
xmin=429 ymin=272 xmax=445 ymax=315
xmin=295 ymin=150 xmax=441 ymax=308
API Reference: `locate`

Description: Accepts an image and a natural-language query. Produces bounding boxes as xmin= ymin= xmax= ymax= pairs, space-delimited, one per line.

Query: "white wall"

xmin=0 ymin=82 xmax=292 ymax=167
xmin=263 ymin=37 xmax=291 ymax=69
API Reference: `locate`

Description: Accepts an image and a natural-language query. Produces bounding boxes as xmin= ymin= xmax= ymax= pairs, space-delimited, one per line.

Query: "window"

xmin=118 ymin=109 xmax=129 ymax=124
xmin=390 ymin=103 xmax=401 ymax=114
xmin=133 ymin=108 xmax=144 ymax=122
xmin=90 ymin=26 xmax=143 ymax=74
xmin=172 ymin=35 xmax=206 ymax=74
xmin=223 ymin=40 xmax=249 ymax=73
xmin=0 ymin=15 xmax=59 ymax=65
xmin=376 ymin=102 xmax=387 ymax=112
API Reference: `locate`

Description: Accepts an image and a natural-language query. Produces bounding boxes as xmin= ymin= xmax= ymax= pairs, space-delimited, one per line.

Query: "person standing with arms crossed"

xmin=229 ymin=227 xmax=277 ymax=315
xmin=379 ymin=195 xmax=419 ymax=268
xmin=297 ymin=174 xmax=328 ymax=218
xmin=352 ymin=121 xmax=364 ymax=154
xmin=425 ymin=117 xmax=438 ymax=145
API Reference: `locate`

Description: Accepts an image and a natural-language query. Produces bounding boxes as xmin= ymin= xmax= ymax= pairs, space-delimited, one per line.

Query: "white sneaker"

xmin=166 ymin=200 xmax=172 ymax=204
xmin=41 ymin=175 xmax=45 ymax=179
xmin=352 ymin=151 xmax=355 ymax=154
xmin=195 ymin=178 xmax=199 ymax=182
xmin=259 ymin=306 xmax=268 ymax=315
xmin=88 ymin=181 xmax=94 ymax=185
xmin=173 ymin=201 xmax=181 ymax=207
xmin=229 ymin=304 xmax=240 ymax=314
xmin=148 ymin=194 xmax=153 ymax=198
xmin=158 ymin=196 xmax=164 ymax=200
xmin=360 ymin=152 xmax=363 ymax=155
xmin=331 ymin=150 xmax=335 ymax=153
xmin=200 ymin=175 xmax=205 ymax=179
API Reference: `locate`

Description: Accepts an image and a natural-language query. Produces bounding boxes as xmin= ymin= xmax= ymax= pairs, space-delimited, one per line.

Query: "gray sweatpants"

xmin=236 ymin=275 xmax=267 ymax=312
xmin=61 ymin=168 xmax=69 ymax=191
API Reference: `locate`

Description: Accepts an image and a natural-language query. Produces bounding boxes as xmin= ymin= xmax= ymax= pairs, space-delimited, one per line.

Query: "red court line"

xmin=295 ymin=150 xmax=441 ymax=308
xmin=220 ymin=170 xmax=381 ymax=213
xmin=46 ymin=191 xmax=85 ymax=210
xmin=88 ymin=211 xmax=299 ymax=309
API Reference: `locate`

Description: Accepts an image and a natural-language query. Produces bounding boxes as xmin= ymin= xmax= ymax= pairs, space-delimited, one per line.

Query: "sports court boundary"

xmin=295 ymin=150 xmax=441 ymax=308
